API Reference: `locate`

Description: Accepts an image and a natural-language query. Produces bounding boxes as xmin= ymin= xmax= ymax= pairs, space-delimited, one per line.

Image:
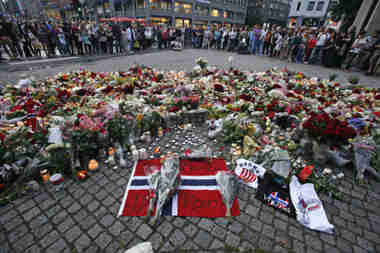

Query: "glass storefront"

xmin=175 ymin=2 xmax=192 ymax=14
xmin=151 ymin=17 xmax=170 ymax=25
xmin=195 ymin=4 xmax=209 ymax=16
xmin=175 ymin=18 xmax=191 ymax=27
xmin=210 ymin=9 xmax=220 ymax=17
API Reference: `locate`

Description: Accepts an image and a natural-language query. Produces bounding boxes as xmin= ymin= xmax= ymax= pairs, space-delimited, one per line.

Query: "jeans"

xmin=309 ymin=45 xmax=324 ymax=64
xmin=296 ymin=45 xmax=305 ymax=63
xmin=254 ymin=39 xmax=263 ymax=55
xmin=249 ymin=38 xmax=256 ymax=54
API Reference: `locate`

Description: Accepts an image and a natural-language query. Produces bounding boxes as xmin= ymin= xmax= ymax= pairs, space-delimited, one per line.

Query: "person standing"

xmin=127 ymin=24 xmax=136 ymax=53
xmin=309 ymin=29 xmax=328 ymax=64
xmin=366 ymin=30 xmax=380 ymax=75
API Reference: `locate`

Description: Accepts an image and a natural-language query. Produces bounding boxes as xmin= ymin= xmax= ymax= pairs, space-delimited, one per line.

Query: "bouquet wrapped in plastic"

xmin=182 ymin=144 xmax=212 ymax=159
xmin=216 ymin=171 xmax=238 ymax=218
xmin=144 ymin=165 xmax=161 ymax=219
xmin=153 ymin=154 xmax=181 ymax=223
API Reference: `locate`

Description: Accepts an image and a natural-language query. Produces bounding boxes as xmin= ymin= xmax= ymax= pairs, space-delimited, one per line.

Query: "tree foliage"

xmin=330 ymin=0 xmax=363 ymax=31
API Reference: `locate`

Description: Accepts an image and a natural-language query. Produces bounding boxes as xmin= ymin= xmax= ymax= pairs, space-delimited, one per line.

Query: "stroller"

xmin=237 ymin=38 xmax=250 ymax=55
xmin=171 ymin=36 xmax=183 ymax=51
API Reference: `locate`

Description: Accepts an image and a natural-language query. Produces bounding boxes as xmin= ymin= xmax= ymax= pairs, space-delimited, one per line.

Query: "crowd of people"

xmin=0 ymin=15 xmax=379 ymax=76
xmin=191 ymin=25 xmax=380 ymax=76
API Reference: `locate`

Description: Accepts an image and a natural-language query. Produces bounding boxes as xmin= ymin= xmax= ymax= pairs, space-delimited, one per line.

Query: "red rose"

xmin=239 ymin=94 xmax=252 ymax=101
xmin=169 ymin=106 xmax=180 ymax=112
xmin=220 ymin=96 xmax=232 ymax=105
xmin=214 ymin=83 xmax=225 ymax=92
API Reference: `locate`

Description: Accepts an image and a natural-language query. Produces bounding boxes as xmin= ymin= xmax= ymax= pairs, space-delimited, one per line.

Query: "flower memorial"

xmin=0 ymin=57 xmax=380 ymax=210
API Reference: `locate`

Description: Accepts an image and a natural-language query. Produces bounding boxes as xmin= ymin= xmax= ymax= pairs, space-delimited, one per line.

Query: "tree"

xmin=330 ymin=0 xmax=363 ymax=31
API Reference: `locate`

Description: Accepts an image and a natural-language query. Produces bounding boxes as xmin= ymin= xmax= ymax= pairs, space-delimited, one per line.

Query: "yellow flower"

xmin=136 ymin=113 xmax=144 ymax=121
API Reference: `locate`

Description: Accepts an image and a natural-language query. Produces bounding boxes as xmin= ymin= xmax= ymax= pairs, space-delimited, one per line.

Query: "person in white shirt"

xmin=309 ymin=29 xmax=327 ymax=64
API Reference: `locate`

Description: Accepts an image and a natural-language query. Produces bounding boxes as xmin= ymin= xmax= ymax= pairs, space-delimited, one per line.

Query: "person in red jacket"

xmin=305 ymin=32 xmax=317 ymax=63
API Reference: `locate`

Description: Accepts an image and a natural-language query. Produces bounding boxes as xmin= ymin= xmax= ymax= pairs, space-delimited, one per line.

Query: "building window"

xmin=307 ymin=1 xmax=315 ymax=11
xmin=175 ymin=2 xmax=192 ymax=14
xmin=137 ymin=0 xmax=145 ymax=8
xmin=296 ymin=2 xmax=301 ymax=11
xmin=211 ymin=9 xmax=220 ymax=17
xmin=160 ymin=0 xmax=171 ymax=9
xmin=195 ymin=4 xmax=209 ymax=16
xmin=316 ymin=1 xmax=324 ymax=11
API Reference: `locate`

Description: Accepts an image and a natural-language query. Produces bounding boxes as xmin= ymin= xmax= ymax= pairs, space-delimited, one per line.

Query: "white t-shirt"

xmin=316 ymin=33 xmax=327 ymax=46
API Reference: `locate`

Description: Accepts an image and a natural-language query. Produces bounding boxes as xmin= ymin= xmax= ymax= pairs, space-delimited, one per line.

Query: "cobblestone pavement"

xmin=0 ymin=49 xmax=379 ymax=88
xmin=1 ymin=50 xmax=380 ymax=253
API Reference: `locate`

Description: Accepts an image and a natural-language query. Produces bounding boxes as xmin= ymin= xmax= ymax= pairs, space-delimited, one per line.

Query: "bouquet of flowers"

xmin=303 ymin=112 xmax=356 ymax=144
xmin=144 ymin=154 xmax=181 ymax=224
xmin=216 ymin=171 xmax=238 ymax=218
xmin=153 ymin=154 xmax=181 ymax=223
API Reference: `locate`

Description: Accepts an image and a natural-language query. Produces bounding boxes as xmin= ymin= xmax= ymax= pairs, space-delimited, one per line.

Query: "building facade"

xmin=101 ymin=0 xmax=248 ymax=27
xmin=352 ymin=0 xmax=380 ymax=35
xmin=247 ymin=0 xmax=291 ymax=26
xmin=288 ymin=0 xmax=335 ymax=27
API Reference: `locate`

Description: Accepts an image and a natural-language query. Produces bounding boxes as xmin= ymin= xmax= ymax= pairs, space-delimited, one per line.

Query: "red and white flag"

xmin=118 ymin=159 xmax=240 ymax=217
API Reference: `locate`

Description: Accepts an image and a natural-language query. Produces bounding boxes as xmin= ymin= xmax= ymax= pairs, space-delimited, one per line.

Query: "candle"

xmin=77 ymin=170 xmax=88 ymax=180
xmin=40 ymin=170 xmax=51 ymax=183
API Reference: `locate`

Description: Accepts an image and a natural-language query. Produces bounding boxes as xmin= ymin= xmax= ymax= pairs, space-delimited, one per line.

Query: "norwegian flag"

xmin=267 ymin=192 xmax=289 ymax=209
xmin=119 ymin=159 xmax=240 ymax=217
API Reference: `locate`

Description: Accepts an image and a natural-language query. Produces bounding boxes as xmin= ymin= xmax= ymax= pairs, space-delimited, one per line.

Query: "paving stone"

xmin=109 ymin=220 xmax=125 ymax=236
xmin=363 ymin=230 xmax=380 ymax=244
xmin=24 ymin=245 xmax=42 ymax=253
xmin=306 ymin=247 xmax=320 ymax=253
xmin=324 ymin=244 xmax=341 ymax=253
xmin=100 ymin=214 xmax=115 ymax=228
xmin=172 ymin=218 xmax=186 ymax=228
xmin=3 ymin=216 xmax=23 ymax=232
xmin=79 ymin=215 xmax=97 ymax=230
xmin=88 ymin=223 xmax=103 ymax=239
xmin=336 ymin=238 xmax=353 ymax=253
xmin=194 ymin=230 xmax=213 ymax=248
xmin=320 ymin=233 xmax=336 ymax=246
xmin=59 ymin=196 xmax=75 ymax=208
xmin=74 ymin=233 xmax=92 ymax=252
xmin=84 ymin=244 xmax=101 ymax=253
xmin=183 ymin=223 xmax=198 ymax=238
xmin=293 ymin=239 xmax=306 ymax=253
xmin=274 ymin=245 xmax=290 ymax=253
xmin=346 ymin=222 xmax=363 ymax=236
xmin=8 ymin=224 xmax=28 ymax=243
xmin=46 ymin=238 xmax=68 ymax=253
xmin=352 ymin=246 xmax=368 ymax=253
xmin=169 ymin=229 xmax=187 ymax=247
xmin=149 ymin=232 xmax=164 ymax=251
xmin=249 ymin=218 xmax=263 ymax=232
xmin=12 ymin=232 xmax=34 ymax=252
xmin=356 ymin=237 xmax=375 ymax=252
xmin=32 ymin=223 xmax=53 ymax=239
xmin=119 ymin=230 xmax=135 ymax=247
xmin=105 ymin=240 xmax=121 ymax=253
xmin=182 ymin=241 xmax=200 ymax=251
xmin=210 ymin=238 xmax=224 ymax=249
xmin=289 ymin=225 xmax=304 ymax=241
xmin=40 ymin=230 xmax=60 ymax=249
xmin=228 ymin=222 xmax=244 ymax=234
xmin=236 ymin=212 xmax=251 ymax=225
xmin=87 ymin=184 xmax=101 ymax=194
xmin=257 ymin=236 xmax=274 ymax=252
xmin=57 ymin=216 xmax=75 ymax=233
xmin=51 ymin=210 xmax=68 ymax=225
xmin=22 ymin=207 xmax=41 ymax=222
xmin=136 ymin=223 xmax=153 ymax=240
xmin=305 ymin=234 xmax=323 ymax=251
xmin=93 ymin=206 xmax=108 ymax=219
xmin=333 ymin=215 xmax=347 ymax=228
xmin=274 ymin=219 xmax=288 ymax=231
xmin=245 ymin=204 xmax=260 ymax=217
xmin=65 ymin=226 xmax=82 ymax=243
xmin=87 ymin=200 xmax=100 ymax=212
xmin=262 ymin=223 xmax=275 ymax=239
xmin=157 ymin=220 xmax=173 ymax=237
xmin=161 ymin=241 xmax=175 ymax=251
xmin=275 ymin=211 xmax=289 ymax=222
xmin=16 ymin=199 xmax=36 ymax=213
xmin=95 ymin=232 xmax=113 ymax=249
xmin=103 ymin=196 xmax=116 ymax=206
xmin=259 ymin=211 xmax=274 ymax=225
xmin=324 ymin=203 xmax=340 ymax=216
xmin=275 ymin=231 xmax=291 ymax=249
xmin=211 ymin=225 xmax=227 ymax=240
xmin=67 ymin=202 xmax=81 ymax=214
xmin=95 ymin=189 xmax=108 ymax=201
xmin=355 ymin=216 xmax=371 ymax=230
xmin=225 ymin=232 xmax=240 ymax=248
